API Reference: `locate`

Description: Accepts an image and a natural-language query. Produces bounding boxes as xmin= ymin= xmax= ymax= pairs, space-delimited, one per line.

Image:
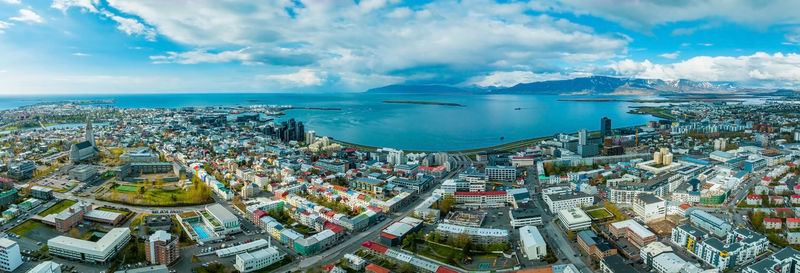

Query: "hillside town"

xmin=2 ymin=100 xmax=800 ymax=273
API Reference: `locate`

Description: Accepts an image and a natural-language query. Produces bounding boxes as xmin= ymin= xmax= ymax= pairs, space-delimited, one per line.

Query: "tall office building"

xmin=600 ymin=117 xmax=612 ymax=138
xmin=578 ymin=129 xmax=588 ymax=146
xmin=296 ymin=121 xmax=305 ymax=142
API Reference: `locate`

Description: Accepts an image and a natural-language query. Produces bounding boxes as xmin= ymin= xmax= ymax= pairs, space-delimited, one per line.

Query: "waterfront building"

xmin=600 ymin=117 xmax=612 ymax=138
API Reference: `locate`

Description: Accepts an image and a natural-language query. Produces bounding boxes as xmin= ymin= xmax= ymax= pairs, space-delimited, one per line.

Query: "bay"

xmin=0 ymin=93 xmax=661 ymax=151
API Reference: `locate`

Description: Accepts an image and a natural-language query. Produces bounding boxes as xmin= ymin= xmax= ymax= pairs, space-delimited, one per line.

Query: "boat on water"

xmin=514 ymin=107 xmax=522 ymax=110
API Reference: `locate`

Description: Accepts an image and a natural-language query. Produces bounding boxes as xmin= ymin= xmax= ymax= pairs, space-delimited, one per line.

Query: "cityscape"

xmin=4 ymin=1 xmax=800 ymax=273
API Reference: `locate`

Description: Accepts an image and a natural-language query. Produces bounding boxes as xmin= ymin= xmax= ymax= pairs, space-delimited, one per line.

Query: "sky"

xmin=2 ymin=0 xmax=800 ymax=94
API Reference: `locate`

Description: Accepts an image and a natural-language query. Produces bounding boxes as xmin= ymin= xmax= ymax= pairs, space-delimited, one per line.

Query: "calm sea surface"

xmin=1 ymin=93 xmax=668 ymax=151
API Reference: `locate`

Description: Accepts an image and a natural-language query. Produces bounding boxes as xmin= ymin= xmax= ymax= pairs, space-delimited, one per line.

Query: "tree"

xmin=439 ymin=195 xmax=456 ymax=215
xmin=155 ymin=175 xmax=164 ymax=189
xmin=397 ymin=263 xmax=415 ymax=273
xmin=69 ymin=227 xmax=80 ymax=238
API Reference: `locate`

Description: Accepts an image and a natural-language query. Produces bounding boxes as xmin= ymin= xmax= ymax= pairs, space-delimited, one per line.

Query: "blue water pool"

xmin=191 ymin=223 xmax=210 ymax=239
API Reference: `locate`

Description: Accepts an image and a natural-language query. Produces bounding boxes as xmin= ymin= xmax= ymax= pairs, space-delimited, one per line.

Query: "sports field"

xmin=115 ymin=185 xmax=139 ymax=192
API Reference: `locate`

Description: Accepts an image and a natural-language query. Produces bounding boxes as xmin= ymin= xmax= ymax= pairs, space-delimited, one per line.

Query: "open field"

xmin=100 ymin=184 xmax=213 ymax=206
xmin=38 ymin=199 xmax=76 ymax=216
xmin=115 ymin=184 xmax=138 ymax=193
xmin=9 ymin=220 xmax=44 ymax=237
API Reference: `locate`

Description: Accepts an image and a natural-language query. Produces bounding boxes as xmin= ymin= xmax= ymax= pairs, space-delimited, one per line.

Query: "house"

xmin=770 ymin=196 xmax=785 ymax=206
xmin=788 ymin=218 xmax=800 ymax=229
xmin=792 ymin=195 xmax=800 ymax=205
xmin=746 ymin=195 xmax=763 ymax=206
xmin=764 ymin=218 xmax=782 ymax=230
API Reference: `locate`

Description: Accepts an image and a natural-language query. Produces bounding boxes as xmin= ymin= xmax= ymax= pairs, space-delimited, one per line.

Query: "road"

xmin=269 ymin=155 xmax=469 ymax=272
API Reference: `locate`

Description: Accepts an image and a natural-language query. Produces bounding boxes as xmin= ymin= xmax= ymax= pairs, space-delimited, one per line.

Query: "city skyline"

xmin=0 ymin=0 xmax=799 ymax=94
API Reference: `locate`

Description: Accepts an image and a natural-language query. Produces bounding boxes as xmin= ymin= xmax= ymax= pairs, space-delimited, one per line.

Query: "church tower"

xmin=86 ymin=116 xmax=95 ymax=148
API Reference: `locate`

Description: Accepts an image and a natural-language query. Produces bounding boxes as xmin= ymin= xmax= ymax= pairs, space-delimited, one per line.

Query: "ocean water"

xmin=0 ymin=93 xmax=662 ymax=151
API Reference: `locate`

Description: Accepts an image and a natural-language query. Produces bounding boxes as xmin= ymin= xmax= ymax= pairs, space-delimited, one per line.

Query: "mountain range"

xmin=365 ymin=76 xmax=788 ymax=95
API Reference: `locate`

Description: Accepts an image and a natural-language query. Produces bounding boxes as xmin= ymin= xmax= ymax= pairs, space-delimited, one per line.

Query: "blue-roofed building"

xmin=679 ymin=157 xmax=710 ymax=166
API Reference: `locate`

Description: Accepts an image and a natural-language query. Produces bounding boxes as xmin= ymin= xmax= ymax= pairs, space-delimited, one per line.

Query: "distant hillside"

xmin=363 ymin=76 xmax=787 ymax=96
xmin=365 ymin=84 xmax=471 ymax=94
xmin=493 ymin=76 xmax=738 ymax=95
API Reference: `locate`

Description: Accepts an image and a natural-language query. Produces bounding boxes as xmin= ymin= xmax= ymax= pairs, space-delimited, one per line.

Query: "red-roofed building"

xmin=793 ymin=195 xmax=800 ymax=205
xmin=776 ymin=208 xmax=792 ymax=214
xmin=746 ymin=195 xmax=763 ymax=206
xmin=794 ymin=185 xmax=800 ymax=195
xmin=454 ymin=191 xmax=508 ymax=204
xmin=436 ymin=266 xmax=461 ymax=273
xmin=360 ymin=241 xmax=388 ymax=254
xmin=764 ymin=218 xmax=782 ymax=229
xmin=788 ymin=218 xmax=800 ymax=229
xmin=365 ymin=264 xmax=391 ymax=273
xmin=253 ymin=209 xmax=268 ymax=222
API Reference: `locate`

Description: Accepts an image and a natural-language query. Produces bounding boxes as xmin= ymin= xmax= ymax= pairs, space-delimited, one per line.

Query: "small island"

xmin=382 ymin=100 xmax=464 ymax=107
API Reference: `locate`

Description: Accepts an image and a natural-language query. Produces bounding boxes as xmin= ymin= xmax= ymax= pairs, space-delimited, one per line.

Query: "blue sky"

xmin=1 ymin=0 xmax=800 ymax=94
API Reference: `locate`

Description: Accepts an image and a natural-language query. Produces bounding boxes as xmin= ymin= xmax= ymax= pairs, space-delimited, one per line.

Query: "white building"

xmin=633 ymin=193 xmax=666 ymax=223
xmin=0 ymin=238 xmax=22 ymax=272
xmin=557 ymin=208 xmax=591 ymax=231
xmin=543 ymin=192 xmax=594 ymax=213
xmin=234 ymin=247 xmax=285 ymax=273
xmin=652 ymin=252 xmax=703 ymax=273
xmin=26 ymin=261 xmax=61 ymax=273
xmin=206 ymin=204 xmax=241 ymax=234
xmin=519 ymin=226 xmax=546 ymax=260
xmin=486 ymin=166 xmax=516 ymax=181
xmin=48 ymin=228 xmax=131 ymax=263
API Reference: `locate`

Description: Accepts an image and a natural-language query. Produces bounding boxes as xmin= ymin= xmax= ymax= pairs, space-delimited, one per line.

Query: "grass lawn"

xmin=38 ymin=199 xmax=77 ymax=216
xmin=8 ymin=220 xmax=44 ymax=237
xmin=115 ymin=185 xmax=139 ymax=193
xmin=97 ymin=207 xmax=128 ymax=214
xmin=102 ymin=185 xmax=212 ymax=206
xmin=587 ymin=208 xmax=612 ymax=219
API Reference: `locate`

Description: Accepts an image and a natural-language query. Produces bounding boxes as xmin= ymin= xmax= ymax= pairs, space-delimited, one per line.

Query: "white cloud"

xmin=100 ymin=11 xmax=156 ymax=41
xmin=542 ymin=0 xmax=800 ymax=30
xmin=609 ymin=52 xmax=800 ymax=87
xmin=260 ymin=69 xmax=326 ymax=87
xmin=101 ymin=0 xmax=628 ymax=90
xmin=0 ymin=20 xmax=11 ymax=34
xmin=150 ymin=49 xmax=251 ymax=64
xmin=10 ymin=9 xmax=43 ymax=23
xmin=72 ymin=52 xmax=90 ymax=56
xmin=659 ymin=51 xmax=679 ymax=59
xmin=468 ymin=71 xmax=567 ymax=87
xmin=51 ymin=0 xmax=98 ymax=13
xmin=1 ymin=0 xmax=21 ymax=4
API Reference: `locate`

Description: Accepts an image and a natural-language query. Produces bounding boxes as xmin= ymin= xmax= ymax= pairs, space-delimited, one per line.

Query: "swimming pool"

xmin=191 ymin=223 xmax=210 ymax=239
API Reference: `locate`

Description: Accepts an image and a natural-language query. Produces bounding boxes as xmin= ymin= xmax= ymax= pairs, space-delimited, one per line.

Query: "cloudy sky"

xmin=1 ymin=0 xmax=800 ymax=94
